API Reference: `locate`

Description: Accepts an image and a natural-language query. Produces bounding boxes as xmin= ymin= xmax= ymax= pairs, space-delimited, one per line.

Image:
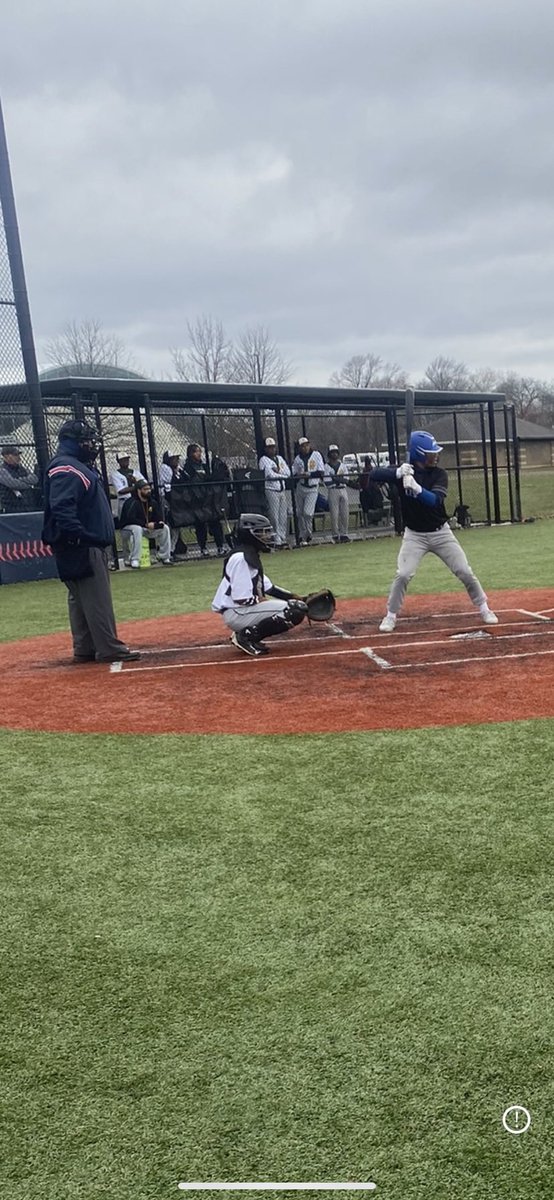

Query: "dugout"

xmin=0 ymin=377 xmax=520 ymax=554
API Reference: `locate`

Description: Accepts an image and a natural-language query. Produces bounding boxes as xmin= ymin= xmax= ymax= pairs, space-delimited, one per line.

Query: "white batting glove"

xmin=403 ymin=475 xmax=422 ymax=496
xmin=396 ymin=463 xmax=414 ymax=478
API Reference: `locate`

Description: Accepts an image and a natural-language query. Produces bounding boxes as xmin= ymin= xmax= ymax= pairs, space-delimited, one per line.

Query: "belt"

xmin=266 ymin=481 xmax=285 ymax=491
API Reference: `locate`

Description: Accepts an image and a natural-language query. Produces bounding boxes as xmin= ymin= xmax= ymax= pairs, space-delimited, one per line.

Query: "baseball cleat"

xmin=379 ymin=614 xmax=397 ymax=633
xmin=480 ymin=607 xmax=499 ymax=625
xmin=230 ymin=632 xmax=265 ymax=657
xmin=130 ymin=560 xmax=140 ymax=569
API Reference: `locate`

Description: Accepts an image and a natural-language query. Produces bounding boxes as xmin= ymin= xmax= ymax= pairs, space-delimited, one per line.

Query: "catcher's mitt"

xmin=302 ymin=588 xmax=336 ymax=622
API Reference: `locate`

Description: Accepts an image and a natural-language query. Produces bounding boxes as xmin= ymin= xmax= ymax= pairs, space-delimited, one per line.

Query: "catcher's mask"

xmin=235 ymin=512 xmax=275 ymax=553
xmin=58 ymin=418 xmax=102 ymax=463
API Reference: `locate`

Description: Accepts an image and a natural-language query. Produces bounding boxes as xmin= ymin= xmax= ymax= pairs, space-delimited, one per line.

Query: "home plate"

xmin=450 ymin=630 xmax=492 ymax=641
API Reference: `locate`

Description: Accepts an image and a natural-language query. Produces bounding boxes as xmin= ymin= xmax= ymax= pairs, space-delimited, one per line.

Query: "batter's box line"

xmin=131 ymin=617 xmax=550 ymax=661
xmin=388 ymin=646 xmax=554 ymax=671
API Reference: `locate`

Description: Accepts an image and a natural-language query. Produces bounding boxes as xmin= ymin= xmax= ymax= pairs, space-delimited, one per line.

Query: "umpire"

xmin=42 ymin=419 xmax=140 ymax=663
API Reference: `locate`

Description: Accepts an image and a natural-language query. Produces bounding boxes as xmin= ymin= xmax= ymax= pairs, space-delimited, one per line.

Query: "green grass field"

xmin=2 ymin=523 xmax=553 ymax=1199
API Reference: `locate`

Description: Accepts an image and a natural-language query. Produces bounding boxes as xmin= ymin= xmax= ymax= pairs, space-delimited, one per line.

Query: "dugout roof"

xmin=0 ymin=376 xmax=505 ymax=412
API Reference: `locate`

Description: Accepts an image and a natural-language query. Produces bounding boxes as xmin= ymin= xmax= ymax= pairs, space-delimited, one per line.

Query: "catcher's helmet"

xmin=408 ymin=430 xmax=443 ymax=465
xmin=58 ymin=419 xmax=102 ymax=462
xmin=235 ymin=512 xmax=275 ymax=553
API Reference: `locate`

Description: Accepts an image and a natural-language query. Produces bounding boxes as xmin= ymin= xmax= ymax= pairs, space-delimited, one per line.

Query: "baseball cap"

xmin=116 ymin=451 xmax=131 ymax=461
xmin=1 ymin=444 xmax=19 ymax=455
xmin=264 ymin=437 xmax=276 ymax=447
xmin=298 ymin=437 xmax=309 ymax=446
xmin=134 ymin=478 xmax=150 ymax=489
xmin=328 ymin=444 xmax=339 ymax=452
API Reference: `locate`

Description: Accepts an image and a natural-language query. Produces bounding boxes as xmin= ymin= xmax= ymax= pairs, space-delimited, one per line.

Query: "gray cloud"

xmin=3 ymin=0 xmax=554 ymax=384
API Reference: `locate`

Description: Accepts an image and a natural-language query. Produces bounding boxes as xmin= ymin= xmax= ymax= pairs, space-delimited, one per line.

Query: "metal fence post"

xmin=0 ymin=100 xmax=49 ymax=480
xmin=487 ymin=400 xmax=501 ymax=523
xmin=509 ymin=405 xmax=522 ymax=522
xmin=143 ymin=394 xmax=160 ymax=497
xmin=133 ymin=404 xmax=148 ymax=478
xmin=452 ymin=411 xmax=464 ymax=508
xmin=479 ymin=405 xmax=492 ymax=525
xmin=503 ymin=404 xmax=515 ymax=523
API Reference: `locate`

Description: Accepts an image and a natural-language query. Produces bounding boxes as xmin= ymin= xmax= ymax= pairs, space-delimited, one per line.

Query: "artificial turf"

xmin=1 ymin=521 xmax=553 ymax=1199
xmin=1 ymin=723 xmax=553 ymax=1199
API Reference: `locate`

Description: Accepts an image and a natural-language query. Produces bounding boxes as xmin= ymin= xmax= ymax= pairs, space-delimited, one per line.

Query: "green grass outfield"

xmin=1 ymin=523 xmax=553 ymax=1199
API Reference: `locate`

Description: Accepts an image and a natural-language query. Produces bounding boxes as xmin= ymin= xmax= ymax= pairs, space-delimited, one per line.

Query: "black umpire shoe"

xmin=97 ymin=649 xmax=141 ymax=663
xmin=230 ymin=632 xmax=267 ymax=657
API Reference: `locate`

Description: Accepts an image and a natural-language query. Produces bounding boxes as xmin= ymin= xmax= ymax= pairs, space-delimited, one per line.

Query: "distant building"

xmin=392 ymin=411 xmax=554 ymax=470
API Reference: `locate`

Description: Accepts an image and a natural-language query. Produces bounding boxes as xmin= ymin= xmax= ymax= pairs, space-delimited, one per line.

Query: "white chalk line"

xmin=327 ymin=622 xmax=352 ymax=639
xmin=177 ymin=1185 xmax=376 ymax=1193
xmin=384 ymin=606 xmax=540 ymax=623
xmin=111 ymin=627 xmax=554 ymax=675
xmin=516 ymin=608 xmax=552 ymax=622
xmin=133 ymin=617 xmax=547 ymax=659
xmin=360 ymin=647 xmax=393 ymax=670
xmin=389 ymin=647 xmax=554 ymax=670
xmin=110 ymin=646 xmax=364 ymax=673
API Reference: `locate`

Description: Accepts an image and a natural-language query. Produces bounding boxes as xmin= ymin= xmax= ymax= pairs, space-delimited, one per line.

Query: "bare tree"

xmin=467 ymin=366 xmax=501 ymax=394
xmin=419 ymin=355 xmax=470 ymax=391
xmin=494 ymin=372 xmax=554 ymax=424
xmin=171 ymin=315 xmax=232 ymax=383
xmin=228 ymin=325 xmax=292 ymax=385
xmin=330 ymin=353 xmax=408 ymax=389
xmin=44 ymin=318 xmax=137 ymax=376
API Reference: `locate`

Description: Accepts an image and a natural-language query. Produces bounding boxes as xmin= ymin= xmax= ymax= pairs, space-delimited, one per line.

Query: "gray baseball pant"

xmin=222 ymin=599 xmax=289 ymax=633
xmin=66 ymin=547 xmax=130 ymax=660
xmin=387 ymin=525 xmax=488 ymax=614
xmin=123 ymin=523 xmax=172 ymax=562
xmin=265 ymin=489 xmax=289 ymax=545
xmin=328 ymin=488 xmax=349 ymax=538
xmin=295 ymin=485 xmax=318 ymax=541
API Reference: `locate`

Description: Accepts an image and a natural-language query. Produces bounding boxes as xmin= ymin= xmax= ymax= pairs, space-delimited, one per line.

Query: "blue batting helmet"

xmin=408 ymin=430 xmax=443 ymax=465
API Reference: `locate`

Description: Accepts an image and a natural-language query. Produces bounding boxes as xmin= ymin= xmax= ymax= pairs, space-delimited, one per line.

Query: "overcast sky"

xmin=3 ymin=0 xmax=554 ymax=385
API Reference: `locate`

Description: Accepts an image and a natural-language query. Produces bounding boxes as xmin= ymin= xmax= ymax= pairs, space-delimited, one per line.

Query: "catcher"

xmin=212 ymin=512 xmax=335 ymax=657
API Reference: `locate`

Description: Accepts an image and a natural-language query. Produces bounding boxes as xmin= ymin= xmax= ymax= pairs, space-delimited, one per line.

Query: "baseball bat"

xmin=404 ymin=387 xmax=415 ymax=463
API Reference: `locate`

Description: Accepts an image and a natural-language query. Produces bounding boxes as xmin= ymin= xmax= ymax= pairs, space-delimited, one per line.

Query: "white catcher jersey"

xmin=212 ymin=552 xmax=273 ymax=612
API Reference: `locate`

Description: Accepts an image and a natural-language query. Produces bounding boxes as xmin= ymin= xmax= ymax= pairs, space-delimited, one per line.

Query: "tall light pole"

xmin=0 ymin=96 xmax=49 ymax=476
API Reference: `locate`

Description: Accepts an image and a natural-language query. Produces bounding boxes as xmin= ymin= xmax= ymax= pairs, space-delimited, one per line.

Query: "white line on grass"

xmin=177 ymin=1185 xmax=376 ymax=1193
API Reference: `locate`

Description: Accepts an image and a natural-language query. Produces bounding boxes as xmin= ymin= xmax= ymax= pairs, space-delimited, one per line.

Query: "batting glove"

xmin=396 ymin=463 xmax=414 ymax=478
xmin=403 ymin=475 xmax=422 ymax=496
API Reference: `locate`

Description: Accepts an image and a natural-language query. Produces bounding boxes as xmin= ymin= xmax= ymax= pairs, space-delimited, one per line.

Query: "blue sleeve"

xmin=47 ymin=468 xmax=88 ymax=539
xmin=370 ymin=467 xmax=397 ymax=483
xmin=418 ymin=487 xmax=439 ymax=507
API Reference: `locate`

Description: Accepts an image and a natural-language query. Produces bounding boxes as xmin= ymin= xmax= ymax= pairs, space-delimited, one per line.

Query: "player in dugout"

xmin=370 ymin=430 xmax=498 ymax=633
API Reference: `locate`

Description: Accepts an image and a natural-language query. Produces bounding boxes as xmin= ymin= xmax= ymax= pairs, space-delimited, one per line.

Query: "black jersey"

xmin=370 ymin=465 xmax=449 ymax=533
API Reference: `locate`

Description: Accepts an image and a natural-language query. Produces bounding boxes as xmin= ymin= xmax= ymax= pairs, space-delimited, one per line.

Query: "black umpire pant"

xmin=65 ymin=547 xmax=129 ymax=661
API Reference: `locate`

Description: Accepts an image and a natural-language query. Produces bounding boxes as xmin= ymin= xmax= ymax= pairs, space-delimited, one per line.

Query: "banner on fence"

xmin=0 ymin=512 xmax=59 ymax=584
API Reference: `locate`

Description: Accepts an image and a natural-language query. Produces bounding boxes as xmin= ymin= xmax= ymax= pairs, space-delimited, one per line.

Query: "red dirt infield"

xmin=2 ymin=588 xmax=554 ymax=736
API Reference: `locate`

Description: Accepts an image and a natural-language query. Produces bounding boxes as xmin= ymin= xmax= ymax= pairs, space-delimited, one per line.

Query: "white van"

xmin=342 ymin=451 xmax=390 ymax=473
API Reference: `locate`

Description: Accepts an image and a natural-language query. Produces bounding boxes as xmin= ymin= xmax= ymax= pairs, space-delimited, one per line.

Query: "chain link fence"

xmin=0 ymin=381 xmax=522 ymax=543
